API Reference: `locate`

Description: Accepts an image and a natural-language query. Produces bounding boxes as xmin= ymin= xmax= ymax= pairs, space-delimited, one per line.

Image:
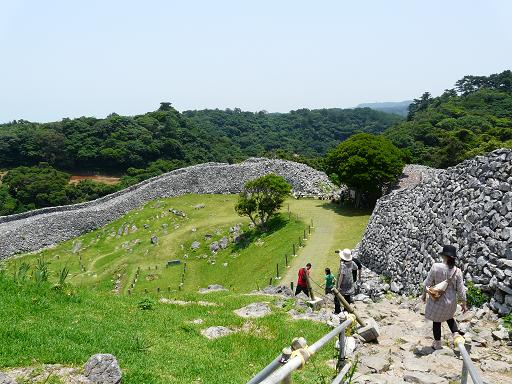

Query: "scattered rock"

xmin=403 ymin=357 xmax=430 ymax=372
xmin=84 ymin=354 xmax=122 ymax=384
xmin=150 ymin=235 xmax=158 ymax=245
xmin=390 ymin=281 xmax=402 ymax=293
xmin=198 ymin=284 xmax=227 ymax=293
xmin=360 ymin=354 xmax=390 ymax=373
xmin=403 ymin=371 xmax=448 ymax=384
xmin=259 ymin=285 xmax=294 ymax=297
xmin=480 ymin=359 xmax=512 ymax=372
xmin=235 ymin=302 xmax=271 ymax=318
xmin=191 ymin=241 xmax=200 ymax=250
xmin=209 ymin=242 xmax=220 ymax=252
xmin=219 ymin=237 xmax=229 ymax=249
xmin=0 ymin=373 xmax=16 ymax=384
xmin=492 ymin=328 xmax=510 ymax=340
xmin=201 ymin=326 xmax=234 ymax=339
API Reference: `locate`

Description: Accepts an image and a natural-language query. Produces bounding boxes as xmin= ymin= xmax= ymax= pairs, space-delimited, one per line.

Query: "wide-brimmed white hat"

xmin=339 ymin=248 xmax=352 ymax=262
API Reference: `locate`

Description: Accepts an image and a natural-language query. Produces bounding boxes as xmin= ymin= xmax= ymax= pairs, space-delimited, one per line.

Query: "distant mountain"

xmin=357 ymin=100 xmax=412 ymax=117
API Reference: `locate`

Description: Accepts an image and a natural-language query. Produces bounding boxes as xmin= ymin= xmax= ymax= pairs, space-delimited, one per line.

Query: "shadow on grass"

xmin=316 ymin=201 xmax=372 ymax=217
xmin=232 ymin=215 xmax=289 ymax=251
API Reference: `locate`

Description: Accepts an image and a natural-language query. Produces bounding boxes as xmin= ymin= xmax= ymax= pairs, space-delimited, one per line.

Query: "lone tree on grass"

xmin=235 ymin=174 xmax=291 ymax=231
xmin=326 ymin=133 xmax=404 ymax=207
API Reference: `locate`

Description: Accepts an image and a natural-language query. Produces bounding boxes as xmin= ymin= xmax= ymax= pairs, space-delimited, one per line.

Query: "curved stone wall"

xmin=356 ymin=149 xmax=512 ymax=315
xmin=0 ymin=158 xmax=336 ymax=259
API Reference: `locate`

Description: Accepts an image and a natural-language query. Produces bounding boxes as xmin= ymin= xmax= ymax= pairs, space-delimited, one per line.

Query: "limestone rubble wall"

xmin=0 ymin=158 xmax=337 ymax=259
xmin=356 ymin=149 xmax=512 ymax=315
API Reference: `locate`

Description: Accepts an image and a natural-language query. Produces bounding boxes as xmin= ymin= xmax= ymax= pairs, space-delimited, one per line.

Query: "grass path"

xmin=283 ymin=200 xmax=370 ymax=295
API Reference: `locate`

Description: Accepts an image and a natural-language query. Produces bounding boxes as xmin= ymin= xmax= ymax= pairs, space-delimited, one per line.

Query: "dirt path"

xmin=282 ymin=199 xmax=370 ymax=294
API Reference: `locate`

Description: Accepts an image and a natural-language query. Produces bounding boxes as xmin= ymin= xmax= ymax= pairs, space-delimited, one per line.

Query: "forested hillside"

xmin=384 ymin=70 xmax=512 ymax=168
xmin=183 ymin=107 xmax=401 ymax=158
xmin=0 ymin=105 xmax=400 ymax=173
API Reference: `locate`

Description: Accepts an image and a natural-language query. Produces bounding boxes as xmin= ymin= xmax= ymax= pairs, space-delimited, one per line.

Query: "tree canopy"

xmin=0 ymin=164 xmax=118 ymax=215
xmin=326 ymin=133 xmax=404 ymax=206
xmin=385 ymin=70 xmax=512 ymax=168
xmin=0 ymin=106 xmax=401 ymax=174
xmin=235 ymin=174 xmax=291 ymax=230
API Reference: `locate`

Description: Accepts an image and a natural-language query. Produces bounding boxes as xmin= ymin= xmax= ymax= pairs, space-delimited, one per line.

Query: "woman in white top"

xmin=423 ymin=244 xmax=467 ymax=350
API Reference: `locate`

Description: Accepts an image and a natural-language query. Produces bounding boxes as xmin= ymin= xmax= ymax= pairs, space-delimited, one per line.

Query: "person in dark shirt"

xmin=352 ymin=257 xmax=362 ymax=282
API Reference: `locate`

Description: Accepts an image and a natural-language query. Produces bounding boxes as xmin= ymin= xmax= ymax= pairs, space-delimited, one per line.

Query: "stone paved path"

xmin=343 ymin=296 xmax=512 ymax=384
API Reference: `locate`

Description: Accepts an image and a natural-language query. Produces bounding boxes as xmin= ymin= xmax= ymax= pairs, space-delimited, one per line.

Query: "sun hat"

xmin=340 ymin=248 xmax=353 ymax=262
xmin=439 ymin=244 xmax=457 ymax=259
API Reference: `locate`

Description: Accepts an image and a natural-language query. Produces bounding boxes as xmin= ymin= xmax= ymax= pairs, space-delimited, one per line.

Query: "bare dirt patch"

xmin=69 ymin=175 xmax=120 ymax=185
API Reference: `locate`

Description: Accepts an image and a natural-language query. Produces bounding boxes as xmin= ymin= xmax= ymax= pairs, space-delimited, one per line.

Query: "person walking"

xmin=333 ymin=249 xmax=358 ymax=314
xmin=423 ymin=245 xmax=467 ymax=350
xmin=295 ymin=263 xmax=312 ymax=297
xmin=324 ymin=268 xmax=336 ymax=295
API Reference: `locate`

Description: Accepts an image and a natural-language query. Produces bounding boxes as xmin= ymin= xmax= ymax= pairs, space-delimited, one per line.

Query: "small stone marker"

xmin=84 ymin=353 xmax=122 ymax=384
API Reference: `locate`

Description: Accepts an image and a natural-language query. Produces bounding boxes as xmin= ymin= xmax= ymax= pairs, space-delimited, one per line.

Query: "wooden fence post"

xmin=276 ymin=264 xmax=279 ymax=279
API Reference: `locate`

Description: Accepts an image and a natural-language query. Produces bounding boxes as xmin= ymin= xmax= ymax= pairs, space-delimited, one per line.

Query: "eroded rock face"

xmin=84 ymin=354 xmax=121 ymax=384
xmin=357 ymin=149 xmax=512 ymax=315
xmin=0 ymin=158 xmax=338 ymax=259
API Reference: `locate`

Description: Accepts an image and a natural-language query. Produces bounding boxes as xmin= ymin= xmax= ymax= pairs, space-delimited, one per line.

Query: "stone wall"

xmin=356 ymin=149 xmax=512 ymax=315
xmin=0 ymin=158 xmax=337 ymax=259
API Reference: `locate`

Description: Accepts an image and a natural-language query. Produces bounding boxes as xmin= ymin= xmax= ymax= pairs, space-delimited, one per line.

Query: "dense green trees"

xmin=326 ymin=134 xmax=404 ymax=206
xmin=0 ymin=106 xmax=400 ymax=174
xmin=235 ymin=174 xmax=291 ymax=230
xmin=184 ymin=107 xmax=402 ymax=159
xmin=385 ymin=70 xmax=512 ymax=168
xmin=0 ymin=164 xmax=118 ymax=214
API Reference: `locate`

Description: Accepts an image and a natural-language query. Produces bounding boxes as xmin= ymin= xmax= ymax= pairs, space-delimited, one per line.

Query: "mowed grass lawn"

xmin=8 ymin=194 xmax=309 ymax=294
xmin=0 ymin=277 xmax=335 ymax=384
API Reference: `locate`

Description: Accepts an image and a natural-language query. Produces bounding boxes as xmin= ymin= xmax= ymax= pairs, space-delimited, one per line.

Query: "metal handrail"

xmin=248 ymin=316 xmax=355 ymax=384
xmin=456 ymin=337 xmax=484 ymax=384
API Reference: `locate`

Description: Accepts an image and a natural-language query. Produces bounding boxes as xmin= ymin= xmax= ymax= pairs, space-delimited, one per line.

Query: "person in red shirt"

xmin=295 ymin=263 xmax=312 ymax=297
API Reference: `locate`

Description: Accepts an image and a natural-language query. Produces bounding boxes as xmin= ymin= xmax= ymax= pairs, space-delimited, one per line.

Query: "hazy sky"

xmin=1 ymin=0 xmax=511 ymax=123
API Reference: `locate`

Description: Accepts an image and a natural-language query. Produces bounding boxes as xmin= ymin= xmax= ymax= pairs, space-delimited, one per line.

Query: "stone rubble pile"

xmin=0 ymin=158 xmax=337 ymax=259
xmin=356 ymin=149 xmax=512 ymax=315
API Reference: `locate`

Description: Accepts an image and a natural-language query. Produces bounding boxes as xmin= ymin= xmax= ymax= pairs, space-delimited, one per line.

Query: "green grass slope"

xmin=9 ymin=194 xmax=311 ymax=294
xmin=0 ymin=277 xmax=335 ymax=383
xmin=0 ymin=194 xmax=371 ymax=383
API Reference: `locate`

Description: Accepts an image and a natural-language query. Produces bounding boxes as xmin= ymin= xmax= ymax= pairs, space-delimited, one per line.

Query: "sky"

xmin=1 ymin=0 xmax=511 ymax=123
